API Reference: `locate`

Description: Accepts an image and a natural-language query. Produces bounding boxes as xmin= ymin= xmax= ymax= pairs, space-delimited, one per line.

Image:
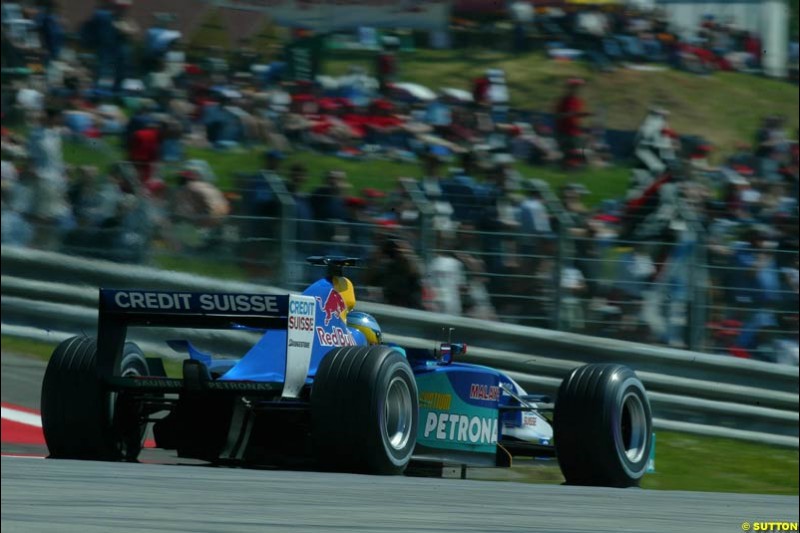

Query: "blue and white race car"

xmin=41 ymin=256 xmax=653 ymax=487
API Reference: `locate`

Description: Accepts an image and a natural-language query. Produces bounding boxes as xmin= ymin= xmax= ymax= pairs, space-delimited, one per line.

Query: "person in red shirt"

xmin=128 ymin=117 xmax=161 ymax=182
xmin=472 ymin=74 xmax=490 ymax=107
xmin=376 ymin=52 xmax=395 ymax=95
xmin=555 ymin=78 xmax=590 ymax=168
xmin=744 ymin=32 xmax=762 ymax=68
xmin=376 ymin=37 xmax=399 ymax=96
xmin=362 ymin=99 xmax=404 ymax=145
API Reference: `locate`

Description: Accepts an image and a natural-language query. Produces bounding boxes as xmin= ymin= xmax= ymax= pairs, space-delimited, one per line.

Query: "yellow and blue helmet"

xmin=347 ymin=311 xmax=382 ymax=345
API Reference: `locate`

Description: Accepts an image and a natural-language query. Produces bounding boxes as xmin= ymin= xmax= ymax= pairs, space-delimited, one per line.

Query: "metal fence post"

xmin=531 ymin=178 xmax=572 ymax=332
xmin=552 ymin=222 xmax=565 ymax=331
xmin=681 ymin=197 xmax=707 ymax=352
xmin=262 ymin=171 xmax=296 ymax=288
xmin=688 ymin=232 xmax=708 ymax=352
xmin=401 ymin=179 xmax=434 ymax=266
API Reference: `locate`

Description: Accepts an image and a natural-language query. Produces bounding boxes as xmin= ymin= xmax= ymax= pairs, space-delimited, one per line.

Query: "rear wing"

xmin=96 ymin=289 xmax=316 ymax=398
xmin=99 ymin=289 xmax=290 ymax=330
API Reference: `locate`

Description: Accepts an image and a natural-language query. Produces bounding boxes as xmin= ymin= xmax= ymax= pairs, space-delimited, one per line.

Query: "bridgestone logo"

xmin=288 ymin=339 xmax=310 ymax=348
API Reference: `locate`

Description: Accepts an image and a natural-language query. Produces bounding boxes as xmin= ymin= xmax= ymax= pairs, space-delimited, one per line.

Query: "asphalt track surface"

xmin=3 ymin=351 xmax=799 ymax=533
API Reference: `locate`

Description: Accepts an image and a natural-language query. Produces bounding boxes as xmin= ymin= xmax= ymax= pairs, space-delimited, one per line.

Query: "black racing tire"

xmin=311 ymin=345 xmax=418 ymax=475
xmin=41 ymin=336 xmax=149 ymax=461
xmin=554 ymin=363 xmax=652 ymax=487
xmin=120 ymin=342 xmax=149 ymax=377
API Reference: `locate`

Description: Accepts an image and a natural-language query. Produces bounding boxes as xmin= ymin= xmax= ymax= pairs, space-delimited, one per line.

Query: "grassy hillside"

xmin=62 ymin=137 xmax=627 ymax=207
xmin=54 ymin=48 xmax=798 ymax=210
xmin=325 ymin=48 xmax=800 ymax=156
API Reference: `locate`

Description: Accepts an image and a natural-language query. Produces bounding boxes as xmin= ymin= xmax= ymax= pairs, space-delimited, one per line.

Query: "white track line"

xmin=1 ymin=406 xmax=43 ymax=428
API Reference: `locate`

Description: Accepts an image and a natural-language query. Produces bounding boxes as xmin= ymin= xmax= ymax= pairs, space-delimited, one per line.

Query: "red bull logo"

xmin=316 ymin=290 xmax=347 ymax=326
xmin=316 ymin=326 xmax=357 ymax=347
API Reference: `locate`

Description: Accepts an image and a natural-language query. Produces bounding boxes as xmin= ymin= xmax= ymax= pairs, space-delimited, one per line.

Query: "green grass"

xmin=3 ymin=334 xmax=797 ymax=494
xmin=183 ymin=145 xmax=422 ymax=194
xmin=61 ymin=137 xmax=122 ymax=169
xmin=152 ymin=251 xmax=248 ymax=280
xmin=188 ymin=8 xmax=231 ymax=51
xmin=74 ymin=138 xmax=628 ymax=206
xmin=2 ymin=336 xmax=55 ymax=361
xmin=517 ymin=163 xmax=630 ymax=206
xmin=468 ymin=432 xmax=799 ymax=495
xmin=641 ymin=432 xmax=798 ymax=495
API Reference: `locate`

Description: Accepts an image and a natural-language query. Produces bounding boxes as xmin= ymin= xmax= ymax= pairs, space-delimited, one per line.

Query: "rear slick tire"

xmin=41 ymin=336 xmax=149 ymax=461
xmin=311 ymin=345 xmax=418 ymax=475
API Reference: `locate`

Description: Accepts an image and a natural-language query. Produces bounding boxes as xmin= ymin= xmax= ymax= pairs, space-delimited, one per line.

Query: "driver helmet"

xmin=347 ymin=311 xmax=382 ymax=345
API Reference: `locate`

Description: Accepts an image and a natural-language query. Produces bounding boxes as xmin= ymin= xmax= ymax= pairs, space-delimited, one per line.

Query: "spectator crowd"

xmin=1 ymin=0 xmax=798 ymax=364
xmin=502 ymin=1 xmax=775 ymax=76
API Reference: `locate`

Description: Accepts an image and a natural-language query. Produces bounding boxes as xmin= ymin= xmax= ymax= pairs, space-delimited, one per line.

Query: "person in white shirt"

xmin=634 ymin=107 xmax=676 ymax=178
xmin=27 ymin=107 xmax=71 ymax=241
xmin=519 ymin=184 xmax=552 ymax=235
xmin=428 ymin=248 xmax=467 ymax=316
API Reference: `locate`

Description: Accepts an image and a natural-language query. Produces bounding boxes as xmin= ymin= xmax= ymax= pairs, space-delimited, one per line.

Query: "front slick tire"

xmin=554 ymin=363 xmax=652 ymax=487
xmin=312 ymin=345 xmax=418 ymax=475
xmin=41 ymin=336 xmax=148 ymax=461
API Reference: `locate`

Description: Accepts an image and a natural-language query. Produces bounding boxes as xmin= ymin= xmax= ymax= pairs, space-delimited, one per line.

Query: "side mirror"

xmin=438 ymin=343 xmax=467 ymax=365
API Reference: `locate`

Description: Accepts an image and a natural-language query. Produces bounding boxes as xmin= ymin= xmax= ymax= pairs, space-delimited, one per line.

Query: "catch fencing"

xmin=18 ymin=170 xmax=798 ymax=366
xmin=233 ymin=173 xmax=798 ymax=364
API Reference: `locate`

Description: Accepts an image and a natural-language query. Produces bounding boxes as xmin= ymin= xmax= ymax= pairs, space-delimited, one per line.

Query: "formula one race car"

xmin=41 ymin=256 xmax=653 ymax=487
